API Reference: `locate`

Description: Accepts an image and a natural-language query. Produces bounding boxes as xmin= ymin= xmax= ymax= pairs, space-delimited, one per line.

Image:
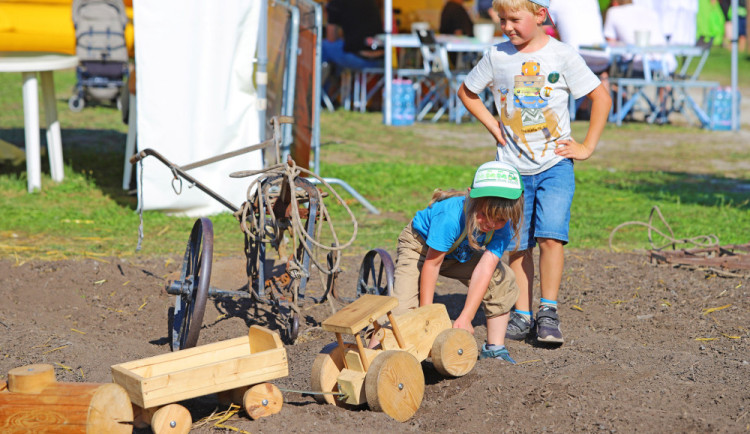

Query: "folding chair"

xmin=353 ymin=67 xmax=385 ymax=113
xmin=412 ymin=29 xmax=465 ymax=123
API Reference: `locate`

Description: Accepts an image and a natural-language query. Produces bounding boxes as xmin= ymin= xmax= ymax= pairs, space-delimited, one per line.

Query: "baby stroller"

xmin=68 ymin=0 xmax=129 ymax=112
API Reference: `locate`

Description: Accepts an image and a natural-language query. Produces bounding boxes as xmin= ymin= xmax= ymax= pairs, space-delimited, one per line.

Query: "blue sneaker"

xmin=536 ymin=306 xmax=564 ymax=344
xmin=479 ymin=344 xmax=516 ymax=364
xmin=505 ymin=310 xmax=532 ymax=340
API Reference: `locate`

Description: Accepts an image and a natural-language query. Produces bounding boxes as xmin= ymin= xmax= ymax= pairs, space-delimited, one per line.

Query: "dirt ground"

xmin=0 ymin=247 xmax=748 ymax=433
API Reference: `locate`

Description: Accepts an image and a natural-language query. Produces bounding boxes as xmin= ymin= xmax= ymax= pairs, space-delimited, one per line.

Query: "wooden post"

xmin=335 ymin=333 xmax=349 ymax=369
xmin=7 ymin=364 xmax=55 ymax=393
xmin=354 ymin=333 xmax=370 ymax=371
xmin=386 ymin=312 xmax=407 ymax=349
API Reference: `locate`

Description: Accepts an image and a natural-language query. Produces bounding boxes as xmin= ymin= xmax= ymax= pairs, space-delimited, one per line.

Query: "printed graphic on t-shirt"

xmin=450 ymin=231 xmax=490 ymax=262
xmin=452 ymin=239 xmax=473 ymax=262
xmin=498 ymin=60 xmax=561 ymax=161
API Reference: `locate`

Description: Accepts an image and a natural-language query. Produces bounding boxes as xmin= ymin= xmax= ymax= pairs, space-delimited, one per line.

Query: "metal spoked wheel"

xmin=356 ymin=248 xmax=395 ymax=299
xmin=169 ymin=218 xmax=213 ymax=351
xmin=288 ymin=311 xmax=300 ymax=343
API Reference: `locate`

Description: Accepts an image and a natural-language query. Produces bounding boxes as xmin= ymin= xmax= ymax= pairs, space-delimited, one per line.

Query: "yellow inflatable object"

xmin=0 ymin=0 xmax=134 ymax=57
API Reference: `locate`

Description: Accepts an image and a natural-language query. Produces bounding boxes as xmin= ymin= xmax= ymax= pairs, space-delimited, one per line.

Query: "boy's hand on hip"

xmin=492 ymin=122 xmax=507 ymax=146
xmin=453 ymin=316 xmax=475 ymax=335
xmin=554 ymin=138 xmax=593 ymax=160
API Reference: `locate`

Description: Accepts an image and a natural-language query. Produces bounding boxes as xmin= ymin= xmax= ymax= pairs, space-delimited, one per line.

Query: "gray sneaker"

xmin=536 ymin=306 xmax=564 ymax=344
xmin=505 ymin=310 xmax=532 ymax=340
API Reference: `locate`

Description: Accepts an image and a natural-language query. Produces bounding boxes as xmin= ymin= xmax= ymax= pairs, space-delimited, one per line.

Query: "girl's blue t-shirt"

xmin=411 ymin=196 xmax=511 ymax=262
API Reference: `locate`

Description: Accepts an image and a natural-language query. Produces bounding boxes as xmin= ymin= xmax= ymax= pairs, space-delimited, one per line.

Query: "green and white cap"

xmin=469 ymin=161 xmax=523 ymax=200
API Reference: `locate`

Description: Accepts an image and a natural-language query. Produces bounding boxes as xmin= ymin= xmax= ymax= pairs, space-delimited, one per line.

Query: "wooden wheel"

xmin=170 ymin=218 xmax=213 ymax=351
xmin=310 ymin=342 xmax=357 ymax=407
xmin=430 ymin=328 xmax=478 ymax=377
xmin=151 ymin=404 xmax=192 ymax=434
xmin=365 ymin=350 xmax=425 ymax=422
xmin=243 ymin=383 xmax=283 ymax=419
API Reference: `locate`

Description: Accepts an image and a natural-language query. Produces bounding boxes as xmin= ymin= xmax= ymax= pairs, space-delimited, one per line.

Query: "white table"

xmin=376 ymin=34 xmax=507 ymax=124
xmin=606 ymin=44 xmax=706 ymax=82
xmin=595 ymin=44 xmax=718 ymax=126
xmin=377 ymin=33 xmax=507 ymax=52
xmin=0 ymin=52 xmax=78 ymax=192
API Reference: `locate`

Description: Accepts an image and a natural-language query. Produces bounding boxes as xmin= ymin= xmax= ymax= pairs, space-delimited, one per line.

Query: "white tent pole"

xmin=384 ymin=0 xmax=393 ymax=125
xmin=730 ymin=0 xmax=739 ymax=131
xmin=258 ymin=0 xmax=268 ymax=143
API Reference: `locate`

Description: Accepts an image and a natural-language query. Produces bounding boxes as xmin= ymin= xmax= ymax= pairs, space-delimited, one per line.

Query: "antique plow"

xmin=130 ymin=116 xmax=359 ymax=349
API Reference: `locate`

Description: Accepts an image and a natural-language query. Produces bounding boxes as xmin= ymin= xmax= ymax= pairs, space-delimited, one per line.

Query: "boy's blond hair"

xmin=492 ymin=0 xmax=543 ymax=15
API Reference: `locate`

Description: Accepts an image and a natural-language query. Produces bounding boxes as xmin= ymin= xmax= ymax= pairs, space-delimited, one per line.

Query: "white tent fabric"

xmin=134 ymin=0 xmax=262 ymax=216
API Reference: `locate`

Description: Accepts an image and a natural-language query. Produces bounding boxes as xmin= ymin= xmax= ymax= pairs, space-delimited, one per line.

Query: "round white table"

xmin=0 ymin=52 xmax=78 ymax=192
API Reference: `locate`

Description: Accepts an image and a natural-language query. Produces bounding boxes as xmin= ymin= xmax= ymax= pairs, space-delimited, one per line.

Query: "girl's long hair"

xmin=429 ymin=188 xmax=524 ymax=251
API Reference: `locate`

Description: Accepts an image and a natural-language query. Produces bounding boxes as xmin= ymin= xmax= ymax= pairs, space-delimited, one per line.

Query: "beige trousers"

xmin=392 ymin=222 xmax=519 ymax=318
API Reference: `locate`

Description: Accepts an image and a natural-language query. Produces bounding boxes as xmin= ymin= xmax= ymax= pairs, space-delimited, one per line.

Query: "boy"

xmin=457 ymin=0 xmax=612 ymax=344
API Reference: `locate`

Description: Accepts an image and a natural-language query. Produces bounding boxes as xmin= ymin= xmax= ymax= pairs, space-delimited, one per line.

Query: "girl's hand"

xmin=554 ymin=138 xmax=594 ymax=160
xmin=453 ymin=316 xmax=475 ymax=335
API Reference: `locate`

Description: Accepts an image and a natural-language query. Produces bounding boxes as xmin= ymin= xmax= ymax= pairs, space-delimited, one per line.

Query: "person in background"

xmin=440 ymin=0 xmax=478 ymax=68
xmin=387 ymin=161 xmax=525 ymax=363
xmin=721 ymin=0 xmax=748 ymax=51
xmin=658 ymin=0 xmax=699 ymax=45
xmin=458 ymin=0 xmax=612 ymax=345
xmin=547 ymin=0 xmax=611 ymax=118
xmin=322 ymin=0 xmax=384 ymax=71
xmin=548 ymin=0 xmax=609 ymax=74
xmin=603 ymin=0 xmax=676 ymax=77
xmin=477 ymin=0 xmax=501 ymax=22
xmin=440 ymin=0 xmax=475 ymax=36
xmin=697 ymin=0 xmax=728 ymax=46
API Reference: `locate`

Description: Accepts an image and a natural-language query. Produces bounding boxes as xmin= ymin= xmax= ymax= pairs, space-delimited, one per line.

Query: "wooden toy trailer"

xmin=311 ymin=294 xmax=478 ymax=422
xmin=0 ymin=363 xmax=133 ymax=433
xmin=111 ymin=325 xmax=288 ymax=433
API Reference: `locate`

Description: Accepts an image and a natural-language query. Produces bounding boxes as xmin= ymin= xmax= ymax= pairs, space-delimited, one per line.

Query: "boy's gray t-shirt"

xmin=463 ymin=37 xmax=600 ymax=175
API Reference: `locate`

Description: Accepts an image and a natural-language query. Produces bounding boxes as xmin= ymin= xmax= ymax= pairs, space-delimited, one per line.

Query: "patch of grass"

xmin=698 ymin=46 xmax=750 ymax=88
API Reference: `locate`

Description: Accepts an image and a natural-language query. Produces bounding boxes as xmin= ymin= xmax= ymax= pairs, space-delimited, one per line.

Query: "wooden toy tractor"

xmin=310 ymin=294 xmax=478 ymax=422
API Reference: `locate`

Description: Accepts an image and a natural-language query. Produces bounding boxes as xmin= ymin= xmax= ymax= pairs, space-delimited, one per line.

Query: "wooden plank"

xmin=113 ymin=335 xmax=249 ymax=371
xmin=137 ymin=348 xmax=288 ymax=408
xmin=336 ymin=369 xmax=367 ymax=406
xmin=343 ymin=348 xmax=379 ymax=373
xmin=380 ymin=304 xmax=451 ymax=362
xmin=114 ymin=337 xmax=249 ymax=377
xmin=322 ymin=294 xmax=398 ymax=334
xmin=248 ymin=325 xmax=283 ymax=353
xmin=111 ymin=365 xmax=148 ymax=408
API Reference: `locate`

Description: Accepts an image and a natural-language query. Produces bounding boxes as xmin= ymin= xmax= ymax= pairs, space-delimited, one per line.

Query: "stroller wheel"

xmin=68 ymin=95 xmax=85 ymax=112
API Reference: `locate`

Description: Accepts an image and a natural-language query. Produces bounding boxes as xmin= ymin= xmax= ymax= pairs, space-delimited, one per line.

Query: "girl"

xmin=392 ymin=161 xmax=524 ymax=363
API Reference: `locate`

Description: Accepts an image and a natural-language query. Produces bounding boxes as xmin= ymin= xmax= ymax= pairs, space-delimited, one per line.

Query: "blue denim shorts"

xmin=510 ymin=158 xmax=575 ymax=251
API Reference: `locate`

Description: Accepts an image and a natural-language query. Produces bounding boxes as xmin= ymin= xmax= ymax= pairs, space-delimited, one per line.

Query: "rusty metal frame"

xmin=649 ymin=243 xmax=750 ymax=276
